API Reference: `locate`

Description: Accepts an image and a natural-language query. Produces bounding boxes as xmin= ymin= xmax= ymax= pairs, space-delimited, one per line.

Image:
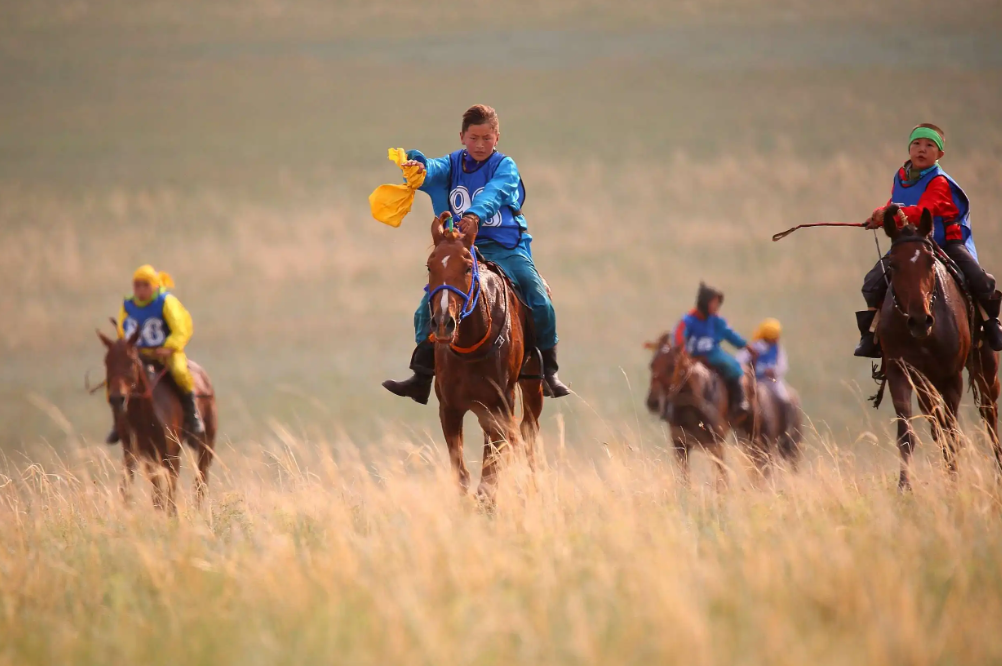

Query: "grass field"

xmin=2 ymin=0 xmax=1002 ymax=663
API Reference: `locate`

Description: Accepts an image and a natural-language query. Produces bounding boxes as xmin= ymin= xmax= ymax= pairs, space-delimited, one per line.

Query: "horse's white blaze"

xmin=441 ymin=256 xmax=450 ymax=269
xmin=439 ymin=290 xmax=449 ymax=317
xmin=911 ymin=249 xmax=920 ymax=263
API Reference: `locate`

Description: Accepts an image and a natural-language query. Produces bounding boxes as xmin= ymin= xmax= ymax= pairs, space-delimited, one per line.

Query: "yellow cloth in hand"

xmin=369 ymin=148 xmax=427 ymax=227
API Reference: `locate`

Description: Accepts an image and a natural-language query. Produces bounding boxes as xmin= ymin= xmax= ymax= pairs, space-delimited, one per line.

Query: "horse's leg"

xmin=971 ymin=346 xmax=1001 ymax=477
xmin=194 ymin=438 xmax=213 ymax=509
xmin=147 ymin=458 xmax=166 ymax=511
xmin=672 ymin=428 xmax=690 ymax=489
xmin=163 ymin=446 xmax=180 ymax=517
xmin=887 ymin=365 xmax=916 ymax=492
xmin=440 ymin=405 xmax=470 ymax=493
xmin=916 ymin=384 xmax=952 ymax=479
xmin=119 ymin=436 xmax=138 ymax=503
xmin=519 ymin=379 xmax=544 ymax=474
xmin=940 ymin=375 xmax=964 ymax=479
xmin=707 ymin=439 xmax=728 ymax=493
xmin=476 ymin=407 xmax=516 ymax=502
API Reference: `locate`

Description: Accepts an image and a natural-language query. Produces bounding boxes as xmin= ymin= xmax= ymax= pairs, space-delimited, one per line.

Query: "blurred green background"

xmin=2 ymin=0 xmax=1001 ymax=460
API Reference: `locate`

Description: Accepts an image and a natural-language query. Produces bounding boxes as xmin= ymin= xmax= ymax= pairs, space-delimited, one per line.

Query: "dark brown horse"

xmin=645 ymin=335 xmax=795 ymax=486
xmin=873 ymin=206 xmax=1000 ymax=490
xmin=426 ymin=212 xmax=543 ymax=501
xmin=98 ymin=324 xmax=217 ymax=513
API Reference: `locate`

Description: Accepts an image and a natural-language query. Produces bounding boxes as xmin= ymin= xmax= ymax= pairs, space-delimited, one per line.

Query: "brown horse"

xmin=873 ymin=206 xmax=1000 ymax=490
xmin=426 ymin=212 xmax=544 ymax=501
xmin=98 ymin=324 xmax=217 ymax=513
xmin=645 ymin=335 xmax=794 ymax=486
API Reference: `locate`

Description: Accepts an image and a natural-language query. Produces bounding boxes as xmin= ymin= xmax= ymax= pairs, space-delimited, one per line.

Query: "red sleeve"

xmin=673 ymin=320 xmax=687 ymax=348
xmin=898 ymin=176 xmax=960 ymax=239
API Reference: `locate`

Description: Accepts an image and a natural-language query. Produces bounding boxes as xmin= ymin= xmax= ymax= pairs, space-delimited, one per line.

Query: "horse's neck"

xmin=454 ymin=269 xmax=500 ymax=347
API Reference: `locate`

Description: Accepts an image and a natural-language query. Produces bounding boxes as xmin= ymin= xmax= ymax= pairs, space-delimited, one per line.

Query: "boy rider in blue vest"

xmin=105 ymin=265 xmax=205 ymax=443
xmin=673 ymin=283 xmax=756 ymax=417
xmin=855 ymin=123 xmax=1002 ymax=357
xmin=383 ymin=104 xmax=570 ymax=402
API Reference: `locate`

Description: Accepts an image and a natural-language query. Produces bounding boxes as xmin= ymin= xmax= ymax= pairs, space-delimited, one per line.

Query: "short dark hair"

xmin=462 ymin=105 xmax=500 ymax=134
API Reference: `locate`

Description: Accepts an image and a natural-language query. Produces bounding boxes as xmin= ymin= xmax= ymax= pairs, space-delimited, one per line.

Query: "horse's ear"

xmin=97 ymin=329 xmax=114 ymax=348
xmin=882 ymin=204 xmax=901 ymax=238
xmin=461 ymin=226 xmax=477 ymax=250
xmin=109 ymin=316 xmax=118 ymax=329
xmin=431 ymin=212 xmax=449 ymax=244
xmin=918 ymin=208 xmax=934 ymax=237
xmin=127 ymin=327 xmax=141 ymax=346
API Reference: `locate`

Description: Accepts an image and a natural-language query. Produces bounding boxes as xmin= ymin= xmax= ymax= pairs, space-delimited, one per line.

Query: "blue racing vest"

xmin=891 ymin=164 xmax=977 ymax=261
xmin=754 ymin=342 xmax=781 ymax=377
xmin=448 ymin=150 xmax=528 ymax=249
xmin=679 ymin=312 xmax=738 ymax=356
xmin=122 ymin=289 xmax=171 ymax=348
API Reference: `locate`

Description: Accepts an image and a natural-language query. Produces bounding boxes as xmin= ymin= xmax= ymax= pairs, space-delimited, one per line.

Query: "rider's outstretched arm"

xmin=467 ymin=157 xmax=521 ymax=222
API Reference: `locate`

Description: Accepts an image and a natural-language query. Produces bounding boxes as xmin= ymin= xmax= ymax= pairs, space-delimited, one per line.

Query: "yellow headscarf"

xmin=132 ymin=265 xmax=175 ymax=289
xmin=752 ymin=318 xmax=782 ymax=342
xmin=368 ymin=148 xmax=427 ymax=227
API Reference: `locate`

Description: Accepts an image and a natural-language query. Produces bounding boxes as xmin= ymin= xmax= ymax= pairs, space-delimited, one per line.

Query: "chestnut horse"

xmin=873 ymin=206 xmax=1000 ymax=490
xmin=98 ymin=324 xmax=217 ymax=513
xmin=426 ymin=212 xmax=544 ymax=501
xmin=645 ymin=335 xmax=798 ymax=486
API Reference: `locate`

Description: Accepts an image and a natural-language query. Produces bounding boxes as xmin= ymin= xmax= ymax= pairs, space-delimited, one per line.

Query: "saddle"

xmin=476 ymin=250 xmax=544 ymax=380
xmin=929 ymin=244 xmax=979 ymax=343
xmin=140 ymin=358 xmax=182 ymax=396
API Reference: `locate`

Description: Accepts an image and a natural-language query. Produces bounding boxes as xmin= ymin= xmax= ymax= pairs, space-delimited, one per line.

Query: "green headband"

xmin=909 ymin=127 xmax=945 ymax=151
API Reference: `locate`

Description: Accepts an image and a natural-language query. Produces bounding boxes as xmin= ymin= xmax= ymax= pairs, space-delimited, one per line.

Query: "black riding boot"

xmin=541 ymin=347 xmax=571 ymax=398
xmin=726 ymin=377 xmax=749 ymax=418
xmin=181 ymin=392 xmax=206 ymax=436
xmin=981 ymin=291 xmax=1002 ymax=352
xmin=382 ymin=342 xmax=436 ymax=405
xmin=854 ymin=310 xmax=882 ymax=358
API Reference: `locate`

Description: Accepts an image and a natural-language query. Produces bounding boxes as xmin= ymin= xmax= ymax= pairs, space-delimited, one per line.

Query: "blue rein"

xmin=427 ymin=248 xmax=482 ymax=323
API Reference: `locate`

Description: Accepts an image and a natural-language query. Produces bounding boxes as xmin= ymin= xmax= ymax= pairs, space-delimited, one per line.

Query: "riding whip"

xmin=772 ymin=222 xmax=866 ymax=242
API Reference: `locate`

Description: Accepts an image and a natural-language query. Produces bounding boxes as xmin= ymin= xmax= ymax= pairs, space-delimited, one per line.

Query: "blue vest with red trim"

xmin=447 ymin=150 xmax=527 ymax=249
xmin=891 ymin=164 xmax=977 ymax=261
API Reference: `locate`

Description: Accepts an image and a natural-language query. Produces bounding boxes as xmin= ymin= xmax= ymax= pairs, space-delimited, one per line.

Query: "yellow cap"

xmin=753 ymin=318 xmax=782 ymax=342
xmin=132 ymin=265 xmax=174 ymax=289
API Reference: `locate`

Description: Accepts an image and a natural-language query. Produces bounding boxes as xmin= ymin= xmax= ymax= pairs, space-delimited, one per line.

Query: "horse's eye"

xmin=465 ymin=266 xmax=472 ymax=274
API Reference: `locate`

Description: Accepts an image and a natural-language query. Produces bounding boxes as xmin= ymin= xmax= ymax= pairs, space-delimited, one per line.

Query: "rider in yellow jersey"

xmin=105 ymin=265 xmax=204 ymax=443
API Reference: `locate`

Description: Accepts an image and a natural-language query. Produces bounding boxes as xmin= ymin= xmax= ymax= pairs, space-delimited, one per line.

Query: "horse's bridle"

xmin=887 ymin=235 xmax=941 ymax=317
xmin=428 ymin=249 xmax=509 ymax=356
xmin=110 ymin=352 xmax=169 ymax=403
xmin=427 ymin=248 xmax=483 ymax=324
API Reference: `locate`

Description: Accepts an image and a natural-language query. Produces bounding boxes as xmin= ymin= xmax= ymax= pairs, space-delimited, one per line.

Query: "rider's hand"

xmin=401 ymin=160 xmax=426 ymax=173
xmin=745 ymin=345 xmax=759 ymax=360
xmin=866 ymin=206 xmax=886 ymax=230
xmin=153 ymin=347 xmax=172 ymax=360
xmin=764 ymin=368 xmax=777 ymax=380
xmin=458 ymin=213 xmax=479 ymax=236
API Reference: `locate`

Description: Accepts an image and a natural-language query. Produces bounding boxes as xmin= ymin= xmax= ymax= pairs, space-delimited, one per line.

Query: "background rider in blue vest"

xmin=383 ymin=104 xmax=570 ymax=403
xmin=855 ymin=123 xmax=1002 ymax=356
xmin=673 ymin=283 xmax=756 ymax=418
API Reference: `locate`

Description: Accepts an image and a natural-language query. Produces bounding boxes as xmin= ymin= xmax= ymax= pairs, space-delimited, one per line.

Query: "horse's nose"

xmin=907 ymin=313 xmax=935 ymax=338
xmin=443 ymin=316 xmax=457 ymax=336
xmin=108 ymin=395 xmax=125 ymax=410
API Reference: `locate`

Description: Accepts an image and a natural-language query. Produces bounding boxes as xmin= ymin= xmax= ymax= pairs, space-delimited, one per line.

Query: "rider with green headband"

xmin=855 ymin=123 xmax=1002 ymax=356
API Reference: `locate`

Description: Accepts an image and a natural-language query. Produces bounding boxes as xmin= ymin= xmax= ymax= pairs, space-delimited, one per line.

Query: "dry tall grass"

xmin=3 ymin=426 xmax=1002 ymax=665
